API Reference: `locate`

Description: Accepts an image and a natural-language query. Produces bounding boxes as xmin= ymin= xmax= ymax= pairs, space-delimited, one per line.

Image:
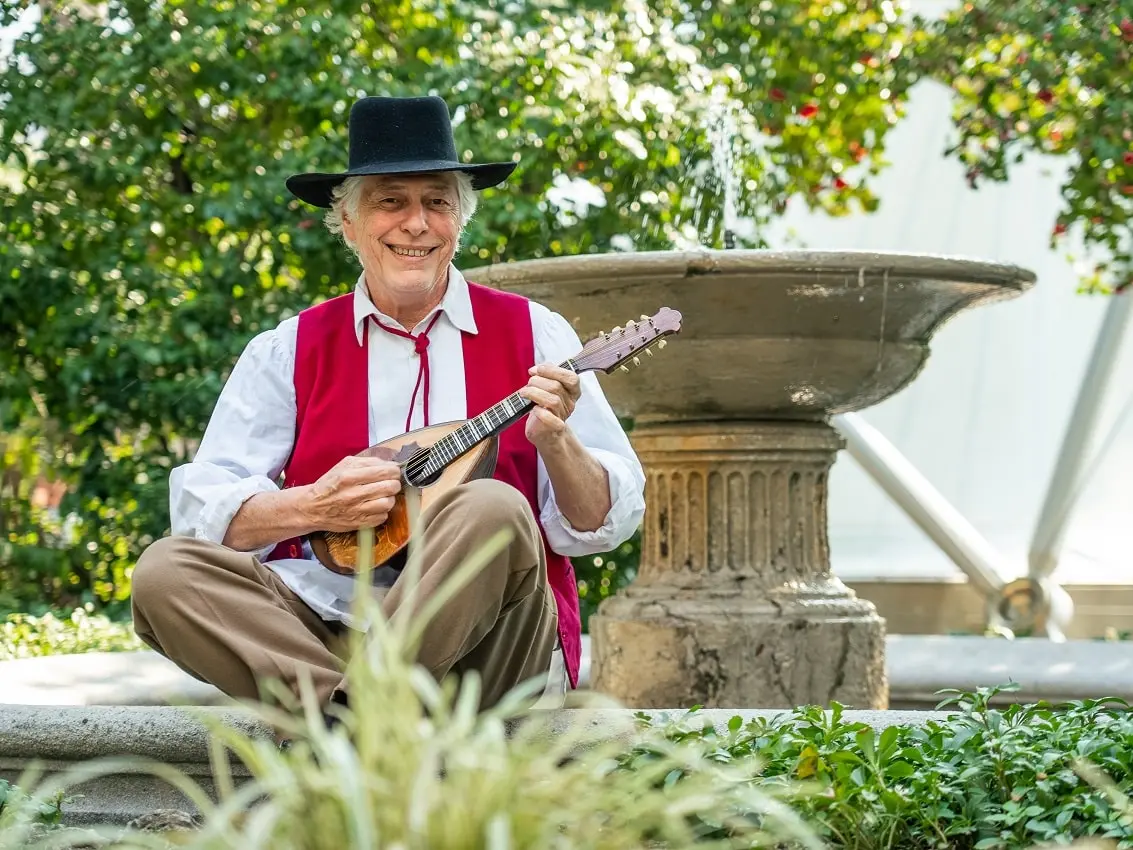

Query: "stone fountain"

xmin=469 ymin=249 xmax=1035 ymax=710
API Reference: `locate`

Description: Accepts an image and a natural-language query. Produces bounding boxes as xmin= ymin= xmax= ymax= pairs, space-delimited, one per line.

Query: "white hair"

xmin=322 ymin=171 xmax=478 ymax=263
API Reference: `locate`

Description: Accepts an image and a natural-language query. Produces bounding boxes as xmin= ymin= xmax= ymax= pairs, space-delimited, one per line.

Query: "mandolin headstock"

xmin=572 ymin=307 xmax=683 ymax=375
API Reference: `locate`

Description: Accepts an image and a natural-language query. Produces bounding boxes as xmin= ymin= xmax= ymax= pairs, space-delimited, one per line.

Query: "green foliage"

xmin=0 ymin=780 xmax=63 ymax=836
xmin=0 ymin=0 xmax=916 ymax=610
xmin=911 ymin=1 xmax=1133 ymax=294
xmin=628 ymin=684 xmax=1133 ymax=849
xmin=576 ymin=532 xmax=638 ymax=629
xmin=0 ymin=605 xmax=145 ymax=661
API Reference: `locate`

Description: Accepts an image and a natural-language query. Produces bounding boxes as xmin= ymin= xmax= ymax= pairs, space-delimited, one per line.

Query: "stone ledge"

xmin=0 ymin=705 xmax=953 ymax=826
xmin=886 ymin=634 xmax=1133 ymax=706
xmin=0 ymin=706 xmax=265 ymax=826
xmin=6 ymin=634 xmax=1131 ymax=710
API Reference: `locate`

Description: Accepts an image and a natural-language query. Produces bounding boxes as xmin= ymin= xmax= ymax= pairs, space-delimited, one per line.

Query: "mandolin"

xmin=309 ymin=307 xmax=683 ymax=576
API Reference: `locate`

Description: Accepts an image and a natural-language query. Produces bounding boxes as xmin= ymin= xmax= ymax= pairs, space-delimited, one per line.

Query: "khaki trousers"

xmin=131 ymin=479 xmax=560 ymax=713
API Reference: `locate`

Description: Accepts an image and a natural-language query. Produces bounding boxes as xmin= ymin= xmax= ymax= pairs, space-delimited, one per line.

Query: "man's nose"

xmin=400 ymin=201 xmax=428 ymax=234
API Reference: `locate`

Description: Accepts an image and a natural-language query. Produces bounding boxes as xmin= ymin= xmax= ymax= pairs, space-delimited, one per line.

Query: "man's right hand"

xmin=302 ymin=456 xmax=403 ymax=532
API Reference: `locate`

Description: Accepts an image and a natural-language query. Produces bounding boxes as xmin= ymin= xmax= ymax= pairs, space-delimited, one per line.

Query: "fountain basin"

xmin=468 ymin=249 xmax=1035 ymax=421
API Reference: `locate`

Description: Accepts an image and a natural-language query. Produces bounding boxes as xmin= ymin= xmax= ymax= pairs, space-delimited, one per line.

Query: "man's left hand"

xmin=519 ymin=363 xmax=581 ymax=447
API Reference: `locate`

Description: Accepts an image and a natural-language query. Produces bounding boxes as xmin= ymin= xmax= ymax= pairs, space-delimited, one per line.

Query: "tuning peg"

xmin=645 ymin=348 xmax=653 ymax=356
xmin=658 ymin=339 xmax=667 ymax=349
xmin=632 ymin=356 xmax=641 ymax=366
xmin=619 ymin=365 xmax=630 ymax=373
xmin=611 ymin=325 xmax=622 ymax=333
xmin=640 ymin=314 xmax=649 ymax=320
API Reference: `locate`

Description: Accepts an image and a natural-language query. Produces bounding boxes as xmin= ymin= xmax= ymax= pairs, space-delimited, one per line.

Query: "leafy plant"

xmin=576 ymin=534 xmax=638 ymax=629
xmin=0 ymin=780 xmax=63 ymax=842
xmin=629 ymin=684 xmax=1133 ymax=850
xmin=0 ymin=605 xmax=145 ymax=661
xmin=910 ymin=0 xmax=1133 ymax=294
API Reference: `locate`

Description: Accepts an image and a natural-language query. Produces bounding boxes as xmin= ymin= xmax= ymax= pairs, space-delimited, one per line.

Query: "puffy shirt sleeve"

xmin=529 ymin=303 xmax=646 ymax=556
xmin=167 ymin=318 xmax=299 ymax=559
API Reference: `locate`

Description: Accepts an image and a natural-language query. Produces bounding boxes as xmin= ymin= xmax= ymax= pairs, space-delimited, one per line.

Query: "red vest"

xmin=267 ymin=283 xmax=582 ymax=688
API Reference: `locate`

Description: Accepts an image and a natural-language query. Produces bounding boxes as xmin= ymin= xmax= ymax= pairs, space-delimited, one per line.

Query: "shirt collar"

xmin=351 ymin=264 xmax=478 ymax=345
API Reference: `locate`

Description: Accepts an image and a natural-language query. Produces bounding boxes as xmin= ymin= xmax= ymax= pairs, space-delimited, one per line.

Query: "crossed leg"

xmin=131 ymin=479 xmax=560 ymax=712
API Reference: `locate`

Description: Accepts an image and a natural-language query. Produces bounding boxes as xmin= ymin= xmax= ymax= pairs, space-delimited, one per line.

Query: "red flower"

xmin=799 ymin=103 xmax=819 ymax=119
xmin=834 ymin=177 xmax=848 ymax=190
xmin=1121 ymin=19 xmax=1133 ymax=41
xmin=1037 ymin=89 xmax=1054 ymax=104
xmin=769 ymin=87 xmax=786 ymax=102
xmin=1123 ymin=151 xmax=1133 ymax=165
xmin=1053 ymin=223 xmax=1067 ymax=236
xmin=1122 ymin=185 xmax=1133 ymax=195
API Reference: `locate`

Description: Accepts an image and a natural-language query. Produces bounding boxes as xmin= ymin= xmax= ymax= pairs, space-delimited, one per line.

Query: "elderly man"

xmin=129 ymin=95 xmax=645 ymax=718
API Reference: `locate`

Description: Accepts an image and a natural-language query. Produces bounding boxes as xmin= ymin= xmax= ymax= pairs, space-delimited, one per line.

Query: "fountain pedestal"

xmin=469 ymin=250 xmax=1034 ymax=710
xmin=592 ymin=422 xmax=885 ymax=708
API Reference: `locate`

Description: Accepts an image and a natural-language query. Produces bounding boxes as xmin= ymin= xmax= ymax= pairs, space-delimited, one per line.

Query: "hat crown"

xmin=347 ymin=96 xmax=459 ymax=171
xmin=284 ymin=94 xmax=516 ymax=208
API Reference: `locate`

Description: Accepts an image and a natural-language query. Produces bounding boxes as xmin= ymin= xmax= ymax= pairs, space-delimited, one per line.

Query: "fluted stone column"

xmin=590 ymin=421 xmax=888 ymax=709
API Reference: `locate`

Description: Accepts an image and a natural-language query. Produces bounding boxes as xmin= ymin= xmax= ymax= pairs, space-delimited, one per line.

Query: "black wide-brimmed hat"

xmin=285 ymin=95 xmax=517 ymax=208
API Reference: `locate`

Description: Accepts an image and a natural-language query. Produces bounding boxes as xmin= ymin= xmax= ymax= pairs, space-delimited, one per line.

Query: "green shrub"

xmin=0 ymin=780 xmax=63 ymax=840
xmin=0 ymin=606 xmax=145 ymax=661
xmin=629 ymin=685 xmax=1133 ymax=849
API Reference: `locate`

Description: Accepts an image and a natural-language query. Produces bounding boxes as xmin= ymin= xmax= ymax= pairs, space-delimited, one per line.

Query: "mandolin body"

xmin=309 ymin=421 xmax=499 ymax=575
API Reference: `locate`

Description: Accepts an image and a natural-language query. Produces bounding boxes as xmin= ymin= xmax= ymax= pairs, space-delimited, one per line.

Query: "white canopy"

xmin=767 ymin=79 xmax=1133 ymax=588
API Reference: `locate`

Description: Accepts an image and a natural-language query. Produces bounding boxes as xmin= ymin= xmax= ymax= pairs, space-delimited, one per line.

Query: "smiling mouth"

xmin=387 ymin=245 xmax=437 ymax=258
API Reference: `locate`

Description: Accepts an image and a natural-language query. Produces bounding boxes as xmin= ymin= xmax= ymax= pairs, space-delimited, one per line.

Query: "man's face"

xmin=343 ymin=172 xmax=462 ymax=305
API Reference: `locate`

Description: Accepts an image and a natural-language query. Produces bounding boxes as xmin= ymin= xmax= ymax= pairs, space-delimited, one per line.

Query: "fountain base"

xmin=589 ymin=421 xmax=887 ymax=709
xmin=590 ymin=584 xmax=887 ymax=709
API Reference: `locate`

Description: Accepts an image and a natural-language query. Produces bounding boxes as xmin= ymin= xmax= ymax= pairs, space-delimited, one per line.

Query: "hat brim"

xmin=285 ymin=160 xmax=518 ymax=208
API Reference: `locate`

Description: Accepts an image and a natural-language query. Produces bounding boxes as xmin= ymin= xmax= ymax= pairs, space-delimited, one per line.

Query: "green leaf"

xmin=879 ymin=725 xmax=899 ymax=756
xmin=856 ymin=727 xmax=876 ymax=763
xmin=886 ymin=761 xmax=916 ymax=779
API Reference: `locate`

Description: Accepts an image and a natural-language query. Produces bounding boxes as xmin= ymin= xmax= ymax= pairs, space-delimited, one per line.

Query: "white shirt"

xmin=168 ymin=265 xmax=646 ymax=629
